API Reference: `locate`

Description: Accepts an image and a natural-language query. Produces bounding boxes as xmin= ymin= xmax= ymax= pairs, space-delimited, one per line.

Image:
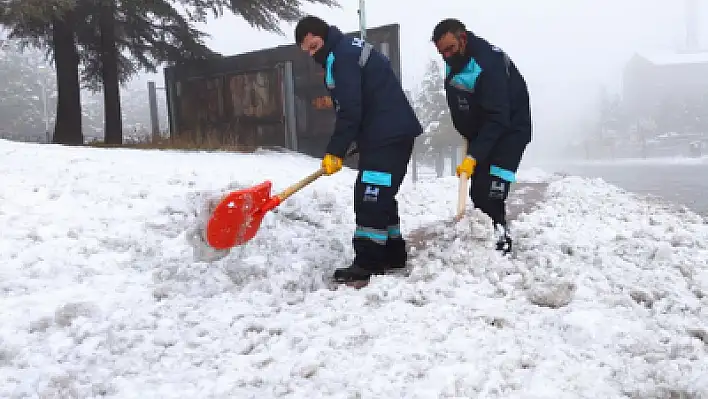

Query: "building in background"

xmin=622 ymin=52 xmax=708 ymax=134
xmin=613 ymin=0 xmax=708 ymax=158
xmin=163 ymin=24 xmax=401 ymax=162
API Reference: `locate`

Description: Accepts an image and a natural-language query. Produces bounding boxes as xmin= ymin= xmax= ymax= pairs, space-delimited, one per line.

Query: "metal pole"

xmin=148 ymin=81 xmax=160 ymax=141
xmin=42 ymin=84 xmax=49 ymax=143
xmin=405 ymin=90 xmax=418 ymax=183
xmin=36 ymin=66 xmax=50 ymax=143
xmin=685 ymin=0 xmax=699 ymax=51
xmin=282 ymin=61 xmax=298 ymax=151
xmin=358 ymin=0 xmax=366 ymax=41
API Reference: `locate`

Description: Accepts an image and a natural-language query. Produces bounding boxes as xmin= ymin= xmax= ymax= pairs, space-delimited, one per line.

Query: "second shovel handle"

xmin=456 ymin=172 xmax=468 ymax=220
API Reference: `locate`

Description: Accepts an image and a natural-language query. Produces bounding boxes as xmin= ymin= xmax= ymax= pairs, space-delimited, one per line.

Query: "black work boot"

xmin=494 ymin=223 xmax=512 ymax=256
xmin=385 ymin=237 xmax=408 ymax=272
xmin=332 ymin=262 xmax=384 ymax=283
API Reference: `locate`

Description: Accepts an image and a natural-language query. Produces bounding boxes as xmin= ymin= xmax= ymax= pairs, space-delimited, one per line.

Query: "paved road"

xmin=539 ymin=160 xmax=708 ymax=217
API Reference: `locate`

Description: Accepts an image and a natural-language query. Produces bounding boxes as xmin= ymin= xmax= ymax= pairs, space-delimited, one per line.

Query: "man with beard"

xmin=432 ymin=18 xmax=532 ymax=255
xmin=295 ymin=16 xmax=423 ymax=283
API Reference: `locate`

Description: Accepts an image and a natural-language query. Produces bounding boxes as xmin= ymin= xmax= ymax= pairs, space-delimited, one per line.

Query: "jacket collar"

xmin=462 ymin=30 xmax=476 ymax=57
xmin=321 ymin=25 xmax=345 ymax=55
xmin=443 ymin=31 xmax=477 ymax=82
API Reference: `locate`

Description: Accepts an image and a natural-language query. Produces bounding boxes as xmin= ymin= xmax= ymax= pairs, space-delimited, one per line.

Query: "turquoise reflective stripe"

xmin=490 ymin=165 xmax=516 ymax=182
xmin=354 ymin=226 xmax=388 ymax=244
xmin=325 ymin=52 xmax=335 ymax=88
xmin=387 ymin=225 xmax=401 ymax=238
xmin=361 ymin=170 xmax=392 ymax=187
xmin=354 ymin=230 xmax=387 ymax=242
xmin=445 ymin=58 xmax=483 ymax=92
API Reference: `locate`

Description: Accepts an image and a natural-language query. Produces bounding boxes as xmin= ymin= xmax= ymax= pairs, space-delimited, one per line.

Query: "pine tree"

xmin=411 ymin=58 xmax=460 ymax=161
xmin=0 ymin=41 xmax=56 ymax=140
xmin=0 ymin=42 xmax=169 ymax=142
xmin=77 ymin=0 xmax=339 ymax=145
xmin=1 ymin=0 xmax=339 ymax=145
xmin=75 ymin=0 xmax=218 ymax=145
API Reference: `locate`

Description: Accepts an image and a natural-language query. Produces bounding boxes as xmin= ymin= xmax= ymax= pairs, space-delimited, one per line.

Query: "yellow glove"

xmin=322 ymin=154 xmax=343 ymax=175
xmin=456 ymin=156 xmax=477 ymax=179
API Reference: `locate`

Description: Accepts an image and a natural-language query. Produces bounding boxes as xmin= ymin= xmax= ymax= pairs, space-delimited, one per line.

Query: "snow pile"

xmin=515 ymin=166 xmax=557 ymax=183
xmin=0 ymin=139 xmax=706 ymax=398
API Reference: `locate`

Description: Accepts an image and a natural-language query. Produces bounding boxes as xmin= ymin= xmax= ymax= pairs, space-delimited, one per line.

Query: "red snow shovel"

xmin=204 ymin=168 xmax=326 ymax=250
xmin=204 ymin=148 xmax=358 ymax=250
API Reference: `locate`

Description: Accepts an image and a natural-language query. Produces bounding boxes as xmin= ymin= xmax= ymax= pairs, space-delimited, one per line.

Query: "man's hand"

xmin=322 ymin=154 xmax=343 ymax=175
xmin=456 ymin=156 xmax=477 ymax=179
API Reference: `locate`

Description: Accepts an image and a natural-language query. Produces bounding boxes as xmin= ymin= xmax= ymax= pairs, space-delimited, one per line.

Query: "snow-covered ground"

xmin=1 ymin=139 xmax=707 ymax=398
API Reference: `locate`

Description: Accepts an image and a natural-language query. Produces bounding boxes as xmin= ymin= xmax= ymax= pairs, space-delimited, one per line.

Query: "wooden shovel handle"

xmin=455 ymin=172 xmax=468 ymax=220
xmin=455 ymin=139 xmax=470 ymax=221
xmin=276 ymin=168 xmax=326 ymax=202
xmin=272 ymin=148 xmax=358 ymax=206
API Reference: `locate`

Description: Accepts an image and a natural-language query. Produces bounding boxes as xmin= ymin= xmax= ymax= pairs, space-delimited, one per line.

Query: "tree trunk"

xmin=52 ymin=13 xmax=83 ymax=145
xmin=99 ymin=0 xmax=122 ymax=145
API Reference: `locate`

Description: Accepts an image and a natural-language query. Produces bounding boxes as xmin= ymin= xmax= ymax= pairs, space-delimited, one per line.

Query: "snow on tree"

xmin=410 ymin=58 xmax=463 ymax=174
xmin=412 ymin=59 xmax=448 ymax=136
xmin=0 ymin=40 xmax=56 ymax=140
xmin=0 ymin=41 xmax=168 ymax=142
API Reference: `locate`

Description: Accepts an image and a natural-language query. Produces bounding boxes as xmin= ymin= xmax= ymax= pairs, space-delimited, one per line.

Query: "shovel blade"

xmin=205 ymin=180 xmax=273 ymax=250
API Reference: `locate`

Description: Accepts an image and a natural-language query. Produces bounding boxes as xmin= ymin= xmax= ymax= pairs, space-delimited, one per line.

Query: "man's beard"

xmin=445 ymin=50 xmax=470 ymax=75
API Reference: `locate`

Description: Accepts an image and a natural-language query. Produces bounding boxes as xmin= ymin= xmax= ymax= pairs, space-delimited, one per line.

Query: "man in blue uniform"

xmin=295 ymin=16 xmax=423 ymax=283
xmin=432 ymin=18 xmax=532 ymax=255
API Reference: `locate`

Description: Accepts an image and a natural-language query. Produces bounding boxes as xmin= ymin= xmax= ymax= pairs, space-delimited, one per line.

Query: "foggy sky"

xmin=148 ymin=0 xmax=708 ymax=159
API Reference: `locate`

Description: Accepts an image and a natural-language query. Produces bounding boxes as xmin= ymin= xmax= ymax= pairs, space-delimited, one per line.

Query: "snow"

xmin=1 ymin=138 xmax=707 ymax=398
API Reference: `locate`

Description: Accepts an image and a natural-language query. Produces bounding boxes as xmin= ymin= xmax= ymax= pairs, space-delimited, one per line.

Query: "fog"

xmin=5 ymin=0 xmax=701 ymax=160
xmin=162 ymin=0 xmax=705 ymax=162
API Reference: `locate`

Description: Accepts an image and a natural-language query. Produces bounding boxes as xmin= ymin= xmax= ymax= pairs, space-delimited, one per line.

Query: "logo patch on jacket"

xmin=489 ymin=180 xmax=507 ymax=200
xmin=363 ymin=185 xmax=379 ymax=202
xmin=457 ymin=95 xmax=469 ymax=111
